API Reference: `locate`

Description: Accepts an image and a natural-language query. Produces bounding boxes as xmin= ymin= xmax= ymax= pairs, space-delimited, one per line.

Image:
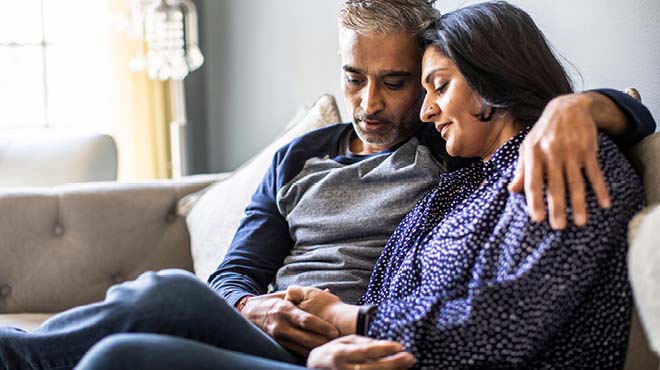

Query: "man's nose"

xmin=360 ymin=82 xmax=384 ymax=115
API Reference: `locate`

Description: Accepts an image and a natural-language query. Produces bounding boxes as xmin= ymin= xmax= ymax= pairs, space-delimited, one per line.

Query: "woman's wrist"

xmin=328 ymin=303 xmax=360 ymax=336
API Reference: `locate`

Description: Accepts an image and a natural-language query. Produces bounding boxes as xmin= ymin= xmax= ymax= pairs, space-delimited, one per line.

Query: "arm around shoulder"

xmin=587 ymin=88 xmax=656 ymax=146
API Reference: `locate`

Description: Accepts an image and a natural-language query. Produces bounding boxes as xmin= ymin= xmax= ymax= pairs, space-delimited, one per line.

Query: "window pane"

xmin=44 ymin=0 xmax=109 ymax=45
xmin=0 ymin=46 xmax=45 ymax=128
xmin=0 ymin=0 xmax=43 ymax=43
xmin=46 ymin=44 xmax=111 ymax=132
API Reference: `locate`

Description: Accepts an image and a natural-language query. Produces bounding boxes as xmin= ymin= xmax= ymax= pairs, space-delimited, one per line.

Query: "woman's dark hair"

xmin=421 ymin=1 xmax=573 ymax=126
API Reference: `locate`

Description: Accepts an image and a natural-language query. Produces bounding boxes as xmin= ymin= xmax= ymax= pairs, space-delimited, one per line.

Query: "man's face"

xmin=339 ymin=29 xmax=423 ymax=153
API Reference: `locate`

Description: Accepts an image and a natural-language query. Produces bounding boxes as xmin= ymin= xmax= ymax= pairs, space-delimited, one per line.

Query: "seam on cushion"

xmin=55 ymin=192 xmax=62 ymax=234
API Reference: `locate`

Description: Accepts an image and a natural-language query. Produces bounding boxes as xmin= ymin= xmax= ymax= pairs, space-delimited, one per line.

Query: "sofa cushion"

xmin=0 ymin=181 xmax=206 ymax=314
xmin=185 ymin=94 xmax=342 ymax=280
xmin=0 ymin=130 xmax=117 ymax=187
xmin=0 ymin=313 xmax=54 ymax=332
xmin=629 ymin=133 xmax=660 ymax=205
xmin=176 ymin=107 xmax=310 ymax=217
xmin=629 ymin=204 xmax=660 ymax=360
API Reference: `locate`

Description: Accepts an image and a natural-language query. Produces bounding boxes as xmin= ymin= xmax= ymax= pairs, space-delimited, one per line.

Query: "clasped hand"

xmin=285 ymin=286 xmax=416 ymax=370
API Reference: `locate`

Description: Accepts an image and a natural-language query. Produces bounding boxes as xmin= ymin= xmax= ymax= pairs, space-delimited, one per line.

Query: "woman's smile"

xmin=435 ymin=121 xmax=452 ymax=138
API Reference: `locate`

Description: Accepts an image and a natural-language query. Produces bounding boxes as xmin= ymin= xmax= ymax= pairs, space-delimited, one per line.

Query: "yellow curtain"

xmin=108 ymin=0 xmax=172 ymax=181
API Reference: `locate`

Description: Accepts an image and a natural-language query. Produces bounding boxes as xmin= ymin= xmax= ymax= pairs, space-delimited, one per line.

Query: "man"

xmin=0 ymin=0 xmax=654 ymax=369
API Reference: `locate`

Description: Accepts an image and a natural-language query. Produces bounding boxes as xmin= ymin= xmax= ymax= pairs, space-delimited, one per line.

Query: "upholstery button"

xmin=166 ymin=212 xmax=177 ymax=223
xmin=53 ymin=223 xmax=65 ymax=236
xmin=110 ymin=273 xmax=125 ymax=284
xmin=0 ymin=284 xmax=12 ymax=298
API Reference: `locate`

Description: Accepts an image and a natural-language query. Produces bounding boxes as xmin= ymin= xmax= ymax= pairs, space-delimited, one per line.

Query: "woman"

xmin=76 ymin=2 xmax=643 ymax=369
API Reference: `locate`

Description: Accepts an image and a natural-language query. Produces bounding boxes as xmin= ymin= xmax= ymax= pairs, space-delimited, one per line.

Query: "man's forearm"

xmin=588 ymin=88 xmax=656 ymax=145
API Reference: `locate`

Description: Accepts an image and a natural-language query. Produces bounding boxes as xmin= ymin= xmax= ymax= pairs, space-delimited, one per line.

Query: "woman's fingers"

xmin=307 ymin=336 xmax=414 ymax=370
xmin=337 ymin=340 xmax=404 ymax=363
xmin=349 ymin=352 xmax=416 ymax=370
xmin=285 ymin=285 xmax=305 ymax=304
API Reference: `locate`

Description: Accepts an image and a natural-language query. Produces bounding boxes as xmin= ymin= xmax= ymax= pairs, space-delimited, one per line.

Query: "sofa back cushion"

xmin=629 ymin=133 xmax=660 ymax=205
xmin=0 ymin=131 xmax=117 ymax=187
xmin=184 ymin=94 xmax=342 ymax=280
xmin=0 ymin=181 xmax=207 ymax=313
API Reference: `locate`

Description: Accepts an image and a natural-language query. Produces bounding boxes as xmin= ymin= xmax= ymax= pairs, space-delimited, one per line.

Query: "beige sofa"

xmin=0 ymin=131 xmax=118 ymax=187
xmin=0 ymin=94 xmax=658 ymax=369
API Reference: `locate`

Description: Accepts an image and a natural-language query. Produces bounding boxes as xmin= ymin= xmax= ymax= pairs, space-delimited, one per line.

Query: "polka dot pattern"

xmin=360 ymin=129 xmax=644 ymax=369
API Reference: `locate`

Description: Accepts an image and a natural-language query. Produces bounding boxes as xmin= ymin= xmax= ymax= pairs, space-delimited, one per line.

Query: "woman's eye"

xmin=435 ymin=82 xmax=448 ymax=93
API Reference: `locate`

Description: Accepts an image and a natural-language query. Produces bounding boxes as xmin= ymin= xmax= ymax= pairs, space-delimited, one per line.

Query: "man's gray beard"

xmin=352 ymin=108 xmax=422 ymax=148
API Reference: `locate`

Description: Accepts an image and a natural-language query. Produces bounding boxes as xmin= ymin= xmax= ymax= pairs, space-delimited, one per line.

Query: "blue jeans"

xmin=75 ymin=334 xmax=308 ymax=370
xmin=0 ymin=269 xmax=299 ymax=370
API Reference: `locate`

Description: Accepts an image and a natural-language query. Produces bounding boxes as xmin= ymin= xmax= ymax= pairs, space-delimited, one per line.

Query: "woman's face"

xmin=419 ymin=46 xmax=509 ymax=160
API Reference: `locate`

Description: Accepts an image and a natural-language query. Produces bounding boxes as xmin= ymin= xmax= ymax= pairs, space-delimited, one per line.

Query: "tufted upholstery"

xmin=0 ymin=178 xmax=217 ymax=313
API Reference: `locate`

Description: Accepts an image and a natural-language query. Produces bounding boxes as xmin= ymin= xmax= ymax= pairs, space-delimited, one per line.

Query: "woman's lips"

xmin=435 ymin=121 xmax=452 ymax=138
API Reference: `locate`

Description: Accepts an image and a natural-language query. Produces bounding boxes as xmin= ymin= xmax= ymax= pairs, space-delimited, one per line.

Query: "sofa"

xmin=0 ymin=130 xmax=118 ymax=187
xmin=0 ymin=94 xmax=658 ymax=369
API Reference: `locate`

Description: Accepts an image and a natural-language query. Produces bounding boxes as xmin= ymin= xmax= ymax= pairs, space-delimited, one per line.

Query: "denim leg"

xmin=74 ymin=334 xmax=307 ymax=370
xmin=0 ymin=269 xmax=296 ymax=370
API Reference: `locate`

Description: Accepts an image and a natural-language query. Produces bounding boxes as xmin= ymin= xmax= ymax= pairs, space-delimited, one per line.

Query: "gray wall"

xmin=192 ymin=0 xmax=346 ymax=173
xmin=190 ymin=0 xmax=660 ymax=173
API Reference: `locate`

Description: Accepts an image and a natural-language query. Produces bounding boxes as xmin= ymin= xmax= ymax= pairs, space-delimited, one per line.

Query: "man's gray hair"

xmin=339 ymin=0 xmax=441 ymax=35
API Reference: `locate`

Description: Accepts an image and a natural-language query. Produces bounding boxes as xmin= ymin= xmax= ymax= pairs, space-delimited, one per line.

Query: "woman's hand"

xmin=240 ymin=291 xmax=339 ymax=357
xmin=307 ymin=335 xmax=416 ymax=370
xmin=285 ymin=286 xmax=360 ymax=336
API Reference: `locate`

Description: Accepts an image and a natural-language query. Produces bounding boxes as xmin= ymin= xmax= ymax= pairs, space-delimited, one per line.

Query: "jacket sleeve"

xmin=591 ymin=88 xmax=656 ymax=146
xmin=207 ymin=147 xmax=295 ymax=307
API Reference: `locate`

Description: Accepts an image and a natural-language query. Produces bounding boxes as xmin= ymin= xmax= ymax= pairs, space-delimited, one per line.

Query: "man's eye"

xmin=346 ymin=76 xmax=364 ymax=86
xmin=384 ymin=81 xmax=404 ymax=90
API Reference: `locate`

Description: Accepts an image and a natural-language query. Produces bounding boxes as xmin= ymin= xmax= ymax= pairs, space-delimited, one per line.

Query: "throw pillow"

xmin=176 ymin=106 xmax=310 ymax=217
xmin=185 ymin=94 xmax=342 ymax=280
xmin=628 ymin=203 xmax=660 ymax=355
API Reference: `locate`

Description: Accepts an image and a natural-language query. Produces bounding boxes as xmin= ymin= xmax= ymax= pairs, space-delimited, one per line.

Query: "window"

xmin=0 ymin=0 xmax=111 ymax=131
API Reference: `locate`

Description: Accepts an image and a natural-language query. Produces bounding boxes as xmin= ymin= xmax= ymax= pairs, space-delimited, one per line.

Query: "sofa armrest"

xmin=0 ymin=177 xmax=217 ymax=314
xmin=629 ymin=132 xmax=660 ymax=205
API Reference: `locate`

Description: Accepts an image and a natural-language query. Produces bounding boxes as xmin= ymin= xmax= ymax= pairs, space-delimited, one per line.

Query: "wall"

xmin=194 ymin=0 xmax=346 ymax=172
xmin=436 ymin=0 xmax=660 ymax=120
xmin=191 ymin=0 xmax=660 ymax=173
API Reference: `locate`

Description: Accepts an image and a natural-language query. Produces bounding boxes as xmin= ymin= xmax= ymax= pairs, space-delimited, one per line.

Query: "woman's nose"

xmin=420 ymin=97 xmax=438 ymax=123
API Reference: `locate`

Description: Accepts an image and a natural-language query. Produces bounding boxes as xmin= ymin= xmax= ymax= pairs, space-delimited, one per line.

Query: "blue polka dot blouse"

xmin=361 ymin=129 xmax=644 ymax=369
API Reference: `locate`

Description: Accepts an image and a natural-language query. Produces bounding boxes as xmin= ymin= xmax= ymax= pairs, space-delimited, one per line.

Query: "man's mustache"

xmin=354 ymin=111 xmax=392 ymax=125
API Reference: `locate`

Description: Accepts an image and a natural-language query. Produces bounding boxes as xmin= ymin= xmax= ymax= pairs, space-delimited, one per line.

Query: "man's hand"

xmin=286 ymin=286 xmax=360 ymax=337
xmin=240 ymin=291 xmax=339 ymax=357
xmin=509 ymin=93 xmax=614 ymax=230
xmin=307 ymin=335 xmax=416 ymax=370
